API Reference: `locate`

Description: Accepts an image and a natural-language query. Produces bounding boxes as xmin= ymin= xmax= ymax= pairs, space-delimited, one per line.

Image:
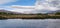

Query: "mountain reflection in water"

xmin=0 ymin=19 xmax=60 ymax=28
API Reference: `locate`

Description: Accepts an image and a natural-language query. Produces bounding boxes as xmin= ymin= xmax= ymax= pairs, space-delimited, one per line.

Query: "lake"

xmin=0 ymin=19 xmax=60 ymax=28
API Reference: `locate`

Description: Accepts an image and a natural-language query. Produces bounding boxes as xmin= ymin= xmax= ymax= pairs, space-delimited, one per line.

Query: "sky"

xmin=0 ymin=0 xmax=60 ymax=14
xmin=0 ymin=0 xmax=35 ymax=6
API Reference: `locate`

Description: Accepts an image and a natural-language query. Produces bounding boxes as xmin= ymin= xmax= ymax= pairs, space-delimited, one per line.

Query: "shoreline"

xmin=0 ymin=14 xmax=60 ymax=19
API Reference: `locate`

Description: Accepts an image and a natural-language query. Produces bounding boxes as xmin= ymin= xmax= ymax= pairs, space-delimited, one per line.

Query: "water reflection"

xmin=0 ymin=19 xmax=60 ymax=28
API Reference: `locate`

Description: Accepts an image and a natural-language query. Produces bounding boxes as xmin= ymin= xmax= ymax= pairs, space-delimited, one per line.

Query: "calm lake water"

xmin=0 ymin=19 xmax=60 ymax=28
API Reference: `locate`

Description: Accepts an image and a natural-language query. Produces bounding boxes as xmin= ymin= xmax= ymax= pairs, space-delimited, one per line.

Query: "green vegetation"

xmin=55 ymin=12 xmax=60 ymax=15
xmin=0 ymin=12 xmax=60 ymax=19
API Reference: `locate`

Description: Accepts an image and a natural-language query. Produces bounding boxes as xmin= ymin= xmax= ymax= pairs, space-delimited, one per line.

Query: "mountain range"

xmin=0 ymin=9 xmax=60 ymax=14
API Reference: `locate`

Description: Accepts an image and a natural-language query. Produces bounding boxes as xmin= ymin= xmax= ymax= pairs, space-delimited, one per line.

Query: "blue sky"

xmin=0 ymin=0 xmax=59 ymax=14
xmin=0 ymin=0 xmax=36 ymax=6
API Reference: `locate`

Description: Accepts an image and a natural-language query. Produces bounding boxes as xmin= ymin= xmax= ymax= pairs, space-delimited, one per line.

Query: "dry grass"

xmin=0 ymin=14 xmax=60 ymax=19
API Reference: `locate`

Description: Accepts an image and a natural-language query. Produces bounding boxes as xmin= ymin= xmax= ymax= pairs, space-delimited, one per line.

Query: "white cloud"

xmin=4 ymin=5 xmax=35 ymax=14
xmin=0 ymin=0 xmax=60 ymax=14
xmin=35 ymin=5 xmax=45 ymax=9
xmin=0 ymin=0 xmax=18 ymax=4
xmin=11 ymin=5 xmax=35 ymax=9
xmin=35 ymin=0 xmax=59 ymax=11
xmin=10 ymin=9 xmax=34 ymax=14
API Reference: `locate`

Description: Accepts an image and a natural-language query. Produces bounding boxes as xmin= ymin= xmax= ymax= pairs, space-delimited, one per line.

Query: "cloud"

xmin=2 ymin=5 xmax=35 ymax=14
xmin=47 ymin=0 xmax=60 ymax=7
xmin=11 ymin=5 xmax=35 ymax=9
xmin=8 ymin=5 xmax=53 ymax=14
xmin=47 ymin=0 xmax=60 ymax=11
xmin=0 ymin=0 xmax=18 ymax=4
xmin=10 ymin=5 xmax=50 ymax=14
xmin=35 ymin=0 xmax=59 ymax=11
xmin=0 ymin=0 xmax=60 ymax=14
